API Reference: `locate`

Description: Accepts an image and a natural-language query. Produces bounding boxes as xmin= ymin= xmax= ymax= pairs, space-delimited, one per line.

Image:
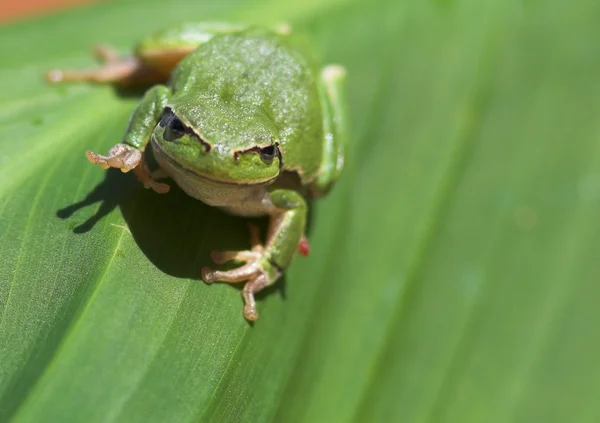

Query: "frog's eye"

xmin=258 ymin=144 xmax=280 ymax=164
xmin=159 ymin=108 xmax=186 ymax=142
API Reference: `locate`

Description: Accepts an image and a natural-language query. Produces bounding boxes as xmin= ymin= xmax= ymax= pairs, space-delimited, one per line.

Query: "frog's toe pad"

xmin=201 ymin=267 xmax=216 ymax=284
xmin=148 ymin=181 xmax=170 ymax=194
xmin=244 ymin=305 xmax=259 ymax=321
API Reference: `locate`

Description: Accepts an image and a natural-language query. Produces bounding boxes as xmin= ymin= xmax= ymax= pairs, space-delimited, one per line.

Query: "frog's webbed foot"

xmin=201 ymin=224 xmax=279 ymax=322
xmin=87 ymin=143 xmax=170 ymax=194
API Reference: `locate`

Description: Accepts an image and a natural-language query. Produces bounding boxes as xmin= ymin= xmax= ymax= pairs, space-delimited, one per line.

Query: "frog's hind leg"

xmin=48 ymin=57 xmax=137 ymax=86
xmin=46 ymin=22 xmax=250 ymax=87
xmin=202 ymin=191 xmax=306 ymax=321
xmin=46 ymin=46 xmax=173 ymax=87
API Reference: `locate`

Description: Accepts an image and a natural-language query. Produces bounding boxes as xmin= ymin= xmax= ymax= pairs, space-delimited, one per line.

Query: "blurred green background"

xmin=1 ymin=0 xmax=600 ymax=422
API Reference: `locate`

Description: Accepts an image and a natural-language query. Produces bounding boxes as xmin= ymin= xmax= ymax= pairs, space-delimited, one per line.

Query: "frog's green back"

xmin=169 ymin=27 xmax=324 ymax=183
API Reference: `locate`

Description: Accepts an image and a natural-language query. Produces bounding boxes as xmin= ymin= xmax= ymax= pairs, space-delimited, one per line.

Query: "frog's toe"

xmin=209 ymin=249 xmax=261 ymax=265
xmin=92 ymin=44 xmax=120 ymax=64
xmin=242 ymin=272 xmax=275 ymax=322
xmin=201 ymin=261 xmax=261 ymax=284
xmin=147 ymin=181 xmax=170 ymax=194
xmin=244 ymin=304 xmax=259 ymax=322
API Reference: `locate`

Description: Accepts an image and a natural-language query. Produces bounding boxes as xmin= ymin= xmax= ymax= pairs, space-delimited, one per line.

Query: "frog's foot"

xmin=201 ymin=257 xmax=280 ymax=322
xmin=86 ymin=143 xmax=141 ymax=172
xmin=134 ymin=162 xmax=171 ymax=194
xmin=201 ymin=225 xmax=278 ymax=321
xmin=86 ymin=144 xmax=170 ymax=193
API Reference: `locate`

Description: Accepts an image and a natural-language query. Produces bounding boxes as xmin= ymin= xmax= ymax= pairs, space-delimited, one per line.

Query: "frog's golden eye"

xmin=159 ymin=108 xmax=186 ymax=142
xmin=259 ymin=143 xmax=280 ymax=165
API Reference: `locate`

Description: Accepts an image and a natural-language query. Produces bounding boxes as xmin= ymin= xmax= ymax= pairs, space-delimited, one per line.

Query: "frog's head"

xmin=151 ymin=101 xmax=282 ymax=185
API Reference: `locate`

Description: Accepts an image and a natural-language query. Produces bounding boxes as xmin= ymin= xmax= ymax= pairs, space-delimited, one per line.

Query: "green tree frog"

xmin=48 ymin=22 xmax=347 ymax=321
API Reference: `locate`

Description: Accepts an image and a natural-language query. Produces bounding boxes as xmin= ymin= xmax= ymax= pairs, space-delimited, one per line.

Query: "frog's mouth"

xmin=151 ymin=135 xmax=276 ymax=186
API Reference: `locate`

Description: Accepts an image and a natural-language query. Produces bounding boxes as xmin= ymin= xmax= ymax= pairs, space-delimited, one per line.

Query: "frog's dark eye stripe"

xmin=233 ymin=143 xmax=281 ymax=167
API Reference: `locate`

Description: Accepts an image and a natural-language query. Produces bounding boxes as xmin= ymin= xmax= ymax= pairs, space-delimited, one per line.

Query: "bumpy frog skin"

xmin=48 ymin=22 xmax=347 ymax=321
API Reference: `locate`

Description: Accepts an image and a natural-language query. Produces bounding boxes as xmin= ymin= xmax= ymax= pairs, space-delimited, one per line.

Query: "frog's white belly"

xmin=153 ymin=147 xmax=274 ymax=217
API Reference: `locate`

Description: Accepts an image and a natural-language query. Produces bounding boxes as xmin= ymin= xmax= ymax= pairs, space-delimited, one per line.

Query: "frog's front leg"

xmin=87 ymin=85 xmax=171 ymax=193
xmin=202 ymin=190 xmax=307 ymax=321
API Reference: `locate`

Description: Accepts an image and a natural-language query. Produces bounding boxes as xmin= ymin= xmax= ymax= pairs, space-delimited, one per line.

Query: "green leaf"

xmin=2 ymin=0 xmax=600 ymax=422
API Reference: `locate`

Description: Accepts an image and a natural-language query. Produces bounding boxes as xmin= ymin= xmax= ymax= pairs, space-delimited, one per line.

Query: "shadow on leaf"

xmin=56 ymin=167 xmax=287 ymax=301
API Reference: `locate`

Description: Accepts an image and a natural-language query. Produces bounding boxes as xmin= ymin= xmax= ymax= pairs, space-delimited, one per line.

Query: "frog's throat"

xmin=150 ymin=136 xmax=277 ymax=186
